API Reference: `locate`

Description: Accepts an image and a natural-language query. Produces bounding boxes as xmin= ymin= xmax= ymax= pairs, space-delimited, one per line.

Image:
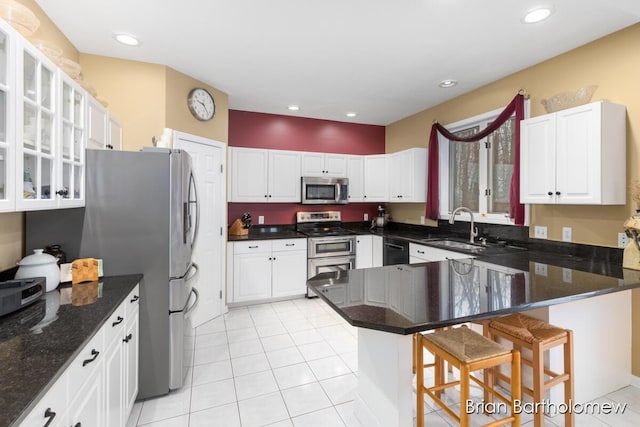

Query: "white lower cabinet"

xmin=356 ymin=235 xmax=383 ymax=269
xmin=229 ymin=239 xmax=307 ymax=303
xmin=20 ymin=284 xmax=139 ymax=427
xmin=408 ymin=243 xmax=471 ymax=263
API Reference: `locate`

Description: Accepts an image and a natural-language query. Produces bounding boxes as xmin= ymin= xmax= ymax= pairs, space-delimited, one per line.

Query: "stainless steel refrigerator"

xmin=26 ymin=148 xmax=200 ymax=399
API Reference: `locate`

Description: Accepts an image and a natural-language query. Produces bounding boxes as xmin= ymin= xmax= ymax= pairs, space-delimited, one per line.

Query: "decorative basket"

xmin=541 ymin=85 xmax=598 ymax=113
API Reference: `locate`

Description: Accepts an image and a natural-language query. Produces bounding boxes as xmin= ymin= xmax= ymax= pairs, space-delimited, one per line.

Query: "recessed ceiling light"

xmin=113 ymin=32 xmax=141 ymax=46
xmin=346 ymin=112 xmax=357 ymax=118
xmin=287 ymin=105 xmax=300 ymax=111
xmin=438 ymin=79 xmax=458 ymax=88
xmin=522 ymin=7 xmax=554 ymax=24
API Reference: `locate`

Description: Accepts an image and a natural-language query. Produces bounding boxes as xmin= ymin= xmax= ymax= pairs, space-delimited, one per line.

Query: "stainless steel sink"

xmin=433 ymin=240 xmax=486 ymax=251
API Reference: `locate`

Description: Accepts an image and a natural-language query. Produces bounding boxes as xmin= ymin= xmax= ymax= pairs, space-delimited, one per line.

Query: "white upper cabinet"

xmin=521 ymin=101 xmax=626 ymax=205
xmin=387 ymin=148 xmax=427 ymax=202
xmin=0 ymin=21 xmax=15 ymax=212
xmin=108 ymin=115 xmax=122 ymax=150
xmin=363 ymin=154 xmax=388 ymax=202
xmin=58 ymin=75 xmax=85 ymax=207
xmin=87 ymin=97 xmax=107 ymax=149
xmin=301 ymin=152 xmax=347 ymax=177
xmin=346 ymin=155 xmax=364 ymax=202
xmin=229 ymin=147 xmax=300 ymax=202
xmin=16 ymin=39 xmax=59 ymax=210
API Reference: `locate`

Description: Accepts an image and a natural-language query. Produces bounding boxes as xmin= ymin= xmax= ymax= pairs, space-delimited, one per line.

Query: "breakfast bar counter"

xmin=308 ymin=259 xmax=640 ymax=427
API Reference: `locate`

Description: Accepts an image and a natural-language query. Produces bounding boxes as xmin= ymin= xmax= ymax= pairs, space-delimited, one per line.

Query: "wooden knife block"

xmin=229 ymin=218 xmax=249 ymax=236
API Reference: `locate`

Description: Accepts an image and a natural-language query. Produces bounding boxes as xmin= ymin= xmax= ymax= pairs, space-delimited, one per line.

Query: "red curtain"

xmin=426 ymin=93 xmax=525 ymax=225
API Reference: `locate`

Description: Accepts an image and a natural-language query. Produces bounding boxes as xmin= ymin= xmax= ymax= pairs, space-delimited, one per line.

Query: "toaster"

xmin=0 ymin=277 xmax=45 ymax=318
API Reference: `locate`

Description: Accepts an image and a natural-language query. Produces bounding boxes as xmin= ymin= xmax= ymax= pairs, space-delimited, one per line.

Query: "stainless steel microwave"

xmin=301 ymin=177 xmax=349 ymax=204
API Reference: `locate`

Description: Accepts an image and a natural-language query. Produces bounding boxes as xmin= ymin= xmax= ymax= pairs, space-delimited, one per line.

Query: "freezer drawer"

xmin=169 ymin=288 xmax=198 ymax=390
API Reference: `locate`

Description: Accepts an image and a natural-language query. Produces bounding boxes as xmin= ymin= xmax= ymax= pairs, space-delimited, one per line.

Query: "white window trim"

xmin=438 ymin=100 xmax=530 ymax=226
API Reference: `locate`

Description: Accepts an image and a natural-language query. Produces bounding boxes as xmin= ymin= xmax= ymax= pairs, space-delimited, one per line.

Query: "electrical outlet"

xmin=562 ymin=227 xmax=572 ymax=242
xmin=534 ymin=226 xmax=548 ymax=239
xmin=258 ymin=215 xmax=264 ymax=224
xmin=562 ymin=268 xmax=572 ymax=283
xmin=364 ymin=213 xmax=368 ymax=221
xmin=420 ymin=215 xmax=425 ymax=225
xmin=534 ymin=263 xmax=548 ymax=276
xmin=618 ymin=232 xmax=629 ymax=248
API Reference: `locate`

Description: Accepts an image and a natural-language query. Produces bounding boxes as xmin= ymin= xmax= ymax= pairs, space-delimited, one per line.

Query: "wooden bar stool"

xmin=485 ymin=313 xmax=574 ymax=427
xmin=416 ymin=326 xmax=521 ymax=427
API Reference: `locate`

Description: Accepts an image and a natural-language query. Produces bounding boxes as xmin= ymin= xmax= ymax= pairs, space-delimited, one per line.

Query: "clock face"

xmin=187 ymin=88 xmax=216 ymax=121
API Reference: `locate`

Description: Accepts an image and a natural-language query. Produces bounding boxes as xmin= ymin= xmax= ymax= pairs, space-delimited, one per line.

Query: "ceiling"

xmin=35 ymin=0 xmax=640 ymax=126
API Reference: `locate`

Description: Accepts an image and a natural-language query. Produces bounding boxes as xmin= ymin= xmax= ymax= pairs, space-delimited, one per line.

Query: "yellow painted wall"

xmin=165 ymin=67 xmax=229 ymax=143
xmin=78 ymin=54 xmax=167 ymax=151
xmin=385 ymin=23 xmax=640 ymax=375
xmin=386 ymin=23 xmax=640 ymax=247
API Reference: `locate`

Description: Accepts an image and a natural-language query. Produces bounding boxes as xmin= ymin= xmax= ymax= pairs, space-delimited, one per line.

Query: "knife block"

xmin=229 ymin=218 xmax=249 ymax=236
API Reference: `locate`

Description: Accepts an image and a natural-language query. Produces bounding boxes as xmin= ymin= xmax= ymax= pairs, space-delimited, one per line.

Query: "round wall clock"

xmin=187 ymin=88 xmax=216 ymax=121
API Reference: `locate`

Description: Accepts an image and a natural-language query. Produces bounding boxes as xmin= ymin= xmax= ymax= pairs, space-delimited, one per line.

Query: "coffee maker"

xmin=372 ymin=205 xmax=386 ymax=228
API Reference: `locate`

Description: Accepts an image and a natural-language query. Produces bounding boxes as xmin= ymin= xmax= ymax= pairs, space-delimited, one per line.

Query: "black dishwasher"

xmin=383 ymin=237 xmax=409 ymax=265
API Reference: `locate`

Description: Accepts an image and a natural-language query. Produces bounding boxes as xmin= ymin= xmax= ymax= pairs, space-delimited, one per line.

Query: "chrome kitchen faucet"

xmin=449 ymin=206 xmax=478 ymax=243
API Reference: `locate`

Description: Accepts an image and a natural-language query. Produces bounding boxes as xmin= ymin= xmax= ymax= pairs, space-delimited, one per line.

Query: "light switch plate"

xmin=618 ymin=232 xmax=629 ymax=248
xmin=364 ymin=213 xmax=368 ymax=221
xmin=534 ymin=263 xmax=548 ymax=276
xmin=534 ymin=226 xmax=548 ymax=239
xmin=258 ymin=215 xmax=264 ymax=224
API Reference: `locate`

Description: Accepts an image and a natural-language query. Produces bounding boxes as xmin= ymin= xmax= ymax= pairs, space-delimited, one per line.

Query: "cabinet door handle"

xmin=43 ymin=408 xmax=56 ymax=426
xmin=82 ymin=349 xmax=99 ymax=367
xmin=555 ymin=191 xmax=561 ymax=196
xmin=248 ymin=245 xmax=258 ymax=249
xmin=123 ymin=333 xmax=133 ymax=343
xmin=547 ymin=191 xmax=553 ymax=196
xmin=55 ymin=189 xmax=68 ymax=197
xmin=130 ymin=295 xmax=139 ymax=303
xmin=417 ymin=250 xmax=425 ymax=254
xmin=112 ymin=316 xmax=124 ymax=327
xmin=285 ymin=243 xmax=295 ymax=246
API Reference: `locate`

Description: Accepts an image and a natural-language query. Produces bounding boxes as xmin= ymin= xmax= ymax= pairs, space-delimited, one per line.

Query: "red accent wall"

xmin=228 ymin=110 xmax=386 ymax=225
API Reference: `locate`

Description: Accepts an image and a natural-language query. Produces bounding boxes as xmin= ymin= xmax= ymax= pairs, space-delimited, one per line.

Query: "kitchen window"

xmin=438 ymin=103 xmax=529 ymax=225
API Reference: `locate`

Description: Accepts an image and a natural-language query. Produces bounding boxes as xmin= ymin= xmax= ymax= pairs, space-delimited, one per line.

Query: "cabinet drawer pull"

xmin=248 ymin=245 xmax=259 ymax=249
xmin=55 ymin=189 xmax=68 ymax=197
xmin=285 ymin=243 xmax=295 ymax=246
xmin=43 ymin=408 xmax=56 ymax=426
xmin=112 ymin=316 xmax=124 ymax=327
xmin=130 ymin=295 xmax=139 ymax=303
xmin=123 ymin=333 xmax=133 ymax=343
xmin=417 ymin=250 xmax=425 ymax=254
xmin=82 ymin=349 xmax=99 ymax=367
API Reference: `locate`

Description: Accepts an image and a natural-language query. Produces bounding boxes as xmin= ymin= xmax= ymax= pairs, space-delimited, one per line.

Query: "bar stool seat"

xmin=416 ymin=326 xmax=521 ymax=427
xmin=485 ymin=313 xmax=574 ymax=427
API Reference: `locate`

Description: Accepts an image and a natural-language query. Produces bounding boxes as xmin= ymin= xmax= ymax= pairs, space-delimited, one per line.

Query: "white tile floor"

xmin=126 ymin=297 xmax=640 ymax=427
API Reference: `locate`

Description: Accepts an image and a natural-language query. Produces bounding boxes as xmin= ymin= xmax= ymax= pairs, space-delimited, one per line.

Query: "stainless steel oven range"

xmin=296 ymin=211 xmax=356 ymax=297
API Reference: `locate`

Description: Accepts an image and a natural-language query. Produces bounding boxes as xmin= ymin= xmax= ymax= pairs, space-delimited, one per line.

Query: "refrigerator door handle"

xmin=189 ymin=171 xmax=200 ymax=250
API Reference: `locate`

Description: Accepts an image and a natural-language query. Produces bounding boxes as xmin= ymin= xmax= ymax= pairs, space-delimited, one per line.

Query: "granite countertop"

xmin=307 ymin=258 xmax=640 ymax=335
xmin=0 ymin=274 xmax=142 ymax=427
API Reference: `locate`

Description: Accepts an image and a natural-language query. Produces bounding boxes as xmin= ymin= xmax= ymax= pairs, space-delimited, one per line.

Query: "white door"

xmin=175 ymin=132 xmax=226 ymax=327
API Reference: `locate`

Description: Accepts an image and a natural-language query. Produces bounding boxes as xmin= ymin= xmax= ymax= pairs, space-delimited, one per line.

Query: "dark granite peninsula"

xmin=308 ymin=261 xmax=640 ymax=427
xmin=0 ymin=274 xmax=142 ymax=427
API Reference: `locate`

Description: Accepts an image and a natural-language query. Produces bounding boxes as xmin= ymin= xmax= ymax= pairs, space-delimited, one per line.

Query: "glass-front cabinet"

xmin=59 ymin=75 xmax=85 ymax=207
xmin=0 ymin=20 xmax=15 ymax=212
xmin=16 ymin=41 xmax=58 ymax=210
